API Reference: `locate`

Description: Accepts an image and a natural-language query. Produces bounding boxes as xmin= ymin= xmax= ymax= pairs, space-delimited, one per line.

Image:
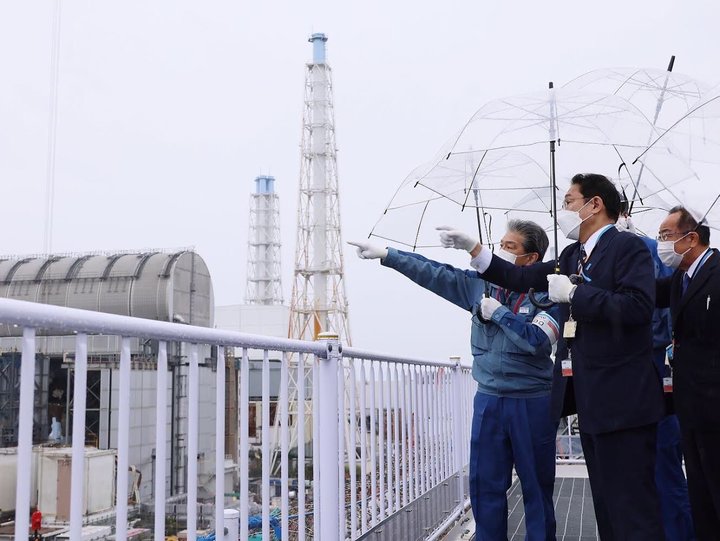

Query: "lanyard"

xmin=688 ymin=249 xmax=713 ymax=279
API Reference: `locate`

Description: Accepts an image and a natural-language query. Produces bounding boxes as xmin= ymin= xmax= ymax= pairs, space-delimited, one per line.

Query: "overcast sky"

xmin=1 ymin=1 xmax=719 ymax=363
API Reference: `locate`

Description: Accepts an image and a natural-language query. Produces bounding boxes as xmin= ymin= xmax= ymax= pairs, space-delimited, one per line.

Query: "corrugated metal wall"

xmin=0 ymin=251 xmax=214 ymax=337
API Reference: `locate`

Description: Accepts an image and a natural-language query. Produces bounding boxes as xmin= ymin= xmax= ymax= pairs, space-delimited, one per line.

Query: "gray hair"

xmin=507 ymin=219 xmax=549 ymax=259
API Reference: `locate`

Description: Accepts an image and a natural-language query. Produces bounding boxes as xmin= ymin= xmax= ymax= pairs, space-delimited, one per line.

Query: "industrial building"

xmin=0 ymin=250 xmax=224 ymax=520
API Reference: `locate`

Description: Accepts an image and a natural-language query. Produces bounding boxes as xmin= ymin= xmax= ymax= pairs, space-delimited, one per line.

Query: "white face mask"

xmin=557 ymin=200 xmax=593 ymax=241
xmin=496 ymin=248 xmax=519 ymax=265
xmin=657 ymin=234 xmax=691 ymax=269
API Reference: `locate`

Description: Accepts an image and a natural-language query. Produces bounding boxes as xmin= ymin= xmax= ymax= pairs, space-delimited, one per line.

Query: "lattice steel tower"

xmin=288 ymin=33 xmax=351 ymax=343
xmin=246 ymin=175 xmax=283 ymax=305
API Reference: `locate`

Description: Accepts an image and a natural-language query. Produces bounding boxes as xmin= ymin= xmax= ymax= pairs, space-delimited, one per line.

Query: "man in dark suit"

xmin=440 ymin=173 xmax=665 ymax=540
xmin=656 ymin=206 xmax=720 ymax=539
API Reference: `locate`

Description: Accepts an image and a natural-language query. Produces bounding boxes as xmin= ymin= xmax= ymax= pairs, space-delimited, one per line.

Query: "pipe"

xmin=426 ymin=499 xmax=472 ymax=541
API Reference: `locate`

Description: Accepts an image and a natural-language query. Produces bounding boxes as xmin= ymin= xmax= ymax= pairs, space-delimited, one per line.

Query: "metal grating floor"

xmin=507 ymin=477 xmax=599 ymax=540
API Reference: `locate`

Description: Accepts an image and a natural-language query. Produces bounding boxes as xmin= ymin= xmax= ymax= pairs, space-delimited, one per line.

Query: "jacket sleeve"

xmin=571 ymin=235 xmax=655 ymax=325
xmin=490 ymin=303 xmax=561 ymax=355
xmin=478 ymin=253 xmax=555 ymax=293
xmin=381 ymin=248 xmax=484 ymax=311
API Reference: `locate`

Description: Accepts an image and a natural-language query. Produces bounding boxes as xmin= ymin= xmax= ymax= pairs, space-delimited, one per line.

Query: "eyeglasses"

xmin=561 ymin=197 xmax=588 ymax=210
xmin=656 ymin=230 xmax=692 ymax=242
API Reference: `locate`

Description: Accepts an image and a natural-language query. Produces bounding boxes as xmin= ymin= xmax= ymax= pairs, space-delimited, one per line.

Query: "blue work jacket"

xmin=481 ymin=227 xmax=664 ymax=434
xmin=641 ymin=236 xmax=673 ymax=351
xmin=382 ymin=248 xmax=560 ymax=398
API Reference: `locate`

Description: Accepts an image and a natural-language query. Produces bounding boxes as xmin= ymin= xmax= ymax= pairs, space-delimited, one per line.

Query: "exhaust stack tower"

xmin=246 ymin=175 xmax=283 ymax=305
xmin=288 ymin=33 xmax=351 ymax=343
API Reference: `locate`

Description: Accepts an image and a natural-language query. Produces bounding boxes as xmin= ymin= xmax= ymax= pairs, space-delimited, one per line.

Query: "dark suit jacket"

xmin=657 ymin=249 xmax=720 ymax=430
xmin=481 ymin=226 xmax=664 ymax=434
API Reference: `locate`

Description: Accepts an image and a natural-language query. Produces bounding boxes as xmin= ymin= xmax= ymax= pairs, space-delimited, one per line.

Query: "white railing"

xmin=2 ymin=297 xmax=474 ymax=541
xmin=555 ymin=415 xmax=585 ymax=465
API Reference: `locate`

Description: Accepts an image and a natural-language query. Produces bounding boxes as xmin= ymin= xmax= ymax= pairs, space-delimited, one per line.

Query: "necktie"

xmin=578 ymin=245 xmax=587 ymax=275
xmin=682 ymin=272 xmax=691 ymax=296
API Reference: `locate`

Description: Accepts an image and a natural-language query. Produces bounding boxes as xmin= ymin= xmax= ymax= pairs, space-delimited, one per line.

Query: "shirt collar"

xmin=686 ymin=248 xmax=712 ymax=279
xmin=583 ymin=224 xmax=614 ymax=258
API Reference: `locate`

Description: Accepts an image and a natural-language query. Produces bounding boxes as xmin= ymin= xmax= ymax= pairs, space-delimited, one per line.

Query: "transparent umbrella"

xmin=421 ymin=85 xmax=662 ymax=306
xmin=369 ymin=148 xmax=560 ymax=304
xmin=564 ymin=58 xmax=711 ymax=135
xmin=369 ymin=149 xmax=558 ymax=251
xmin=564 ymin=58 xmax=713 ymax=220
xmin=632 ymin=84 xmax=720 ymax=235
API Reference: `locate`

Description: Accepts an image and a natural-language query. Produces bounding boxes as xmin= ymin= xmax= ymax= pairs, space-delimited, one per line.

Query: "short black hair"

xmin=570 ymin=173 xmax=622 ymax=221
xmin=507 ymin=219 xmax=549 ymax=259
xmin=668 ymin=205 xmax=710 ymax=246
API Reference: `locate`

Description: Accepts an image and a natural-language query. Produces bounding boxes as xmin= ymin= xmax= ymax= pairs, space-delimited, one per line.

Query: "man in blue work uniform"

xmin=440 ymin=174 xmax=665 ymax=540
xmin=349 ymin=219 xmax=561 ymax=541
xmin=617 ymin=214 xmax=695 ymax=541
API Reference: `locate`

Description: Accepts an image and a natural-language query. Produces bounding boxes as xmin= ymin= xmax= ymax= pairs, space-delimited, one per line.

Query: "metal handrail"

xmin=0 ymin=297 xmax=325 ymax=354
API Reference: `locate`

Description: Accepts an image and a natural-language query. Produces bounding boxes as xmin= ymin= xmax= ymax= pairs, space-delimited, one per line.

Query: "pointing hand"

xmin=347 ymin=241 xmax=388 ymax=260
xmin=436 ymin=226 xmax=479 ymax=253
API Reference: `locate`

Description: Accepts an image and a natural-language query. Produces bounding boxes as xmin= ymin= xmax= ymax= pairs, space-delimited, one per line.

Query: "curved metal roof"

xmin=0 ymin=251 xmax=213 ymax=337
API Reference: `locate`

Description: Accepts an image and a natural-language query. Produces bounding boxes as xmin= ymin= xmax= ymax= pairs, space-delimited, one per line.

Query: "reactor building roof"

xmin=0 ymin=250 xmax=214 ymax=336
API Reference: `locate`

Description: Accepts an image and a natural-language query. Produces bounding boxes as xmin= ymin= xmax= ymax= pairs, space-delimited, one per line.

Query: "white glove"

xmin=436 ymin=226 xmax=479 ymax=252
xmin=347 ymin=241 xmax=388 ymax=260
xmin=547 ymin=274 xmax=577 ymax=303
xmin=615 ymin=215 xmax=637 ymax=234
xmin=480 ymin=297 xmax=502 ymax=320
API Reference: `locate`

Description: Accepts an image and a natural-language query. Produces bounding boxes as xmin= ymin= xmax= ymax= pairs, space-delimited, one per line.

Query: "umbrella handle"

xmin=476 ymin=288 xmax=492 ymax=324
xmin=528 ymin=289 xmax=554 ymax=309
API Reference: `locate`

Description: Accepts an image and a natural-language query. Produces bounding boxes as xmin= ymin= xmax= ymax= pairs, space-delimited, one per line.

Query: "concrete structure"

xmin=215 ymin=304 xmax=290 ymax=446
xmin=216 ymin=304 xmax=289 ymax=340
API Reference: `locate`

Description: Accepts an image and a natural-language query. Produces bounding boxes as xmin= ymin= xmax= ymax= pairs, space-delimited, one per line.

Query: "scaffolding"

xmin=246 ymin=175 xmax=284 ymax=305
xmin=0 ymin=353 xmax=49 ymax=447
xmin=288 ymin=33 xmax=351 ymax=344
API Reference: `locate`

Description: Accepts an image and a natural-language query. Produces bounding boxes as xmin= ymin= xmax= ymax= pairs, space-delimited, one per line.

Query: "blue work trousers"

xmin=654 ymin=349 xmax=695 ymax=541
xmin=657 ymin=415 xmax=695 ymax=540
xmin=469 ymin=391 xmax=556 ymax=541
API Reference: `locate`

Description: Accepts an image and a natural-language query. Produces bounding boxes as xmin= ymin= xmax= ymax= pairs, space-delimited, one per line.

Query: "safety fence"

xmin=3 ymin=297 xmax=474 ymax=541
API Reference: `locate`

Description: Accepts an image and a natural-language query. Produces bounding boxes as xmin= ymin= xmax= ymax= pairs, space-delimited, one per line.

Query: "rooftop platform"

xmin=445 ymin=465 xmax=598 ymax=541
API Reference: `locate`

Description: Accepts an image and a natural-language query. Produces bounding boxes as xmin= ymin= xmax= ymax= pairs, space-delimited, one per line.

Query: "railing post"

xmin=70 ymin=334 xmax=88 ymax=541
xmin=187 ymin=344 xmax=199 ymax=541
xmin=451 ymin=357 xmax=465 ymax=508
xmin=154 ymin=341 xmax=168 ymax=541
xmin=215 ymin=346 xmax=226 ymax=540
xmin=116 ymin=337 xmax=132 ymax=541
xmin=316 ymin=332 xmax=341 ymax=541
xmin=14 ymin=328 xmax=36 ymax=541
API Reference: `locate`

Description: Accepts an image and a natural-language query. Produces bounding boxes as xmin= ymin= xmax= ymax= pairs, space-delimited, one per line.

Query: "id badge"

xmin=563 ymin=320 xmax=577 ymax=339
xmin=561 ymin=359 xmax=573 ymax=377
xmin=663 ymin=376 xmax=673 ymax=393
